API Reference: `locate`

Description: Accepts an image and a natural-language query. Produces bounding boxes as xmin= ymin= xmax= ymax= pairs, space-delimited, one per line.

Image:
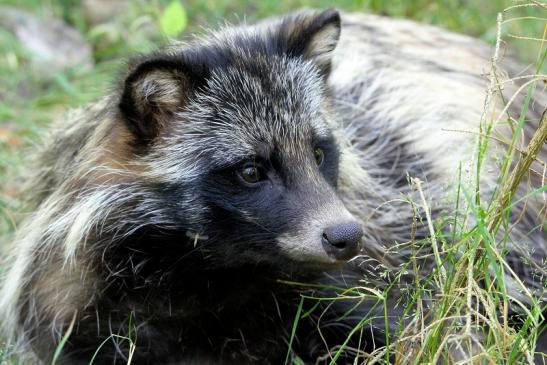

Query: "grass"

xmin=0 ymin=0 xmax=545 ymax=364
xmin=287 ymin=5 xmax=547 ymax=363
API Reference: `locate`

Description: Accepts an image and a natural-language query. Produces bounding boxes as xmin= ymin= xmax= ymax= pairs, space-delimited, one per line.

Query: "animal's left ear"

xmin=283 ymin=8 xmax=341 ymax=77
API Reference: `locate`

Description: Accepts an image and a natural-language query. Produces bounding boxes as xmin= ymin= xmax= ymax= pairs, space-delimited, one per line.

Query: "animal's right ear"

xmin=119 ymin=58 xmax=195 ymax=143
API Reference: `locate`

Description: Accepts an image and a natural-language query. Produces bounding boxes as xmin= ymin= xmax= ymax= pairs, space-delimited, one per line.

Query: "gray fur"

xmin=1 ymin=9 xmax=545 ymax=364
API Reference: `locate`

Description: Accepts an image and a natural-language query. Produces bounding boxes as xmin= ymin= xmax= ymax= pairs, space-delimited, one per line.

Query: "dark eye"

xmin=239 ymin=163 xmax=263 ymax=185
xmin=314 ymin=147 xmax=325 ymax=166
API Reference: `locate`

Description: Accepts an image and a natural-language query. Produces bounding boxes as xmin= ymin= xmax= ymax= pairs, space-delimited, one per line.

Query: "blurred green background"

xmin=0 ymin=0 xmax=544 ymax=233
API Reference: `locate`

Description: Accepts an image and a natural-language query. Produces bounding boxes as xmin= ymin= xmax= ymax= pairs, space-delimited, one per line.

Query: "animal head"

xmin=116 ymin=9 xmax=363 ymax=269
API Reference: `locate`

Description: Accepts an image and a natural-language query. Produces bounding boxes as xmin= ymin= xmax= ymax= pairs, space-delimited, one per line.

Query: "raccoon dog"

xmin=1 ymin=8 xmax=545 ymax=364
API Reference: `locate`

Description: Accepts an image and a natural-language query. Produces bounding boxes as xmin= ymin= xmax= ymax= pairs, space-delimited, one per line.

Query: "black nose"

xmin=321 ymin=221 xmax=363 ymax=260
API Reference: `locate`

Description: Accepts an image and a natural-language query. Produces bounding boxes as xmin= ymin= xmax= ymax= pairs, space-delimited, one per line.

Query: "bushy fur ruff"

xmin=1 ymin=9 xmax=545 ymax=364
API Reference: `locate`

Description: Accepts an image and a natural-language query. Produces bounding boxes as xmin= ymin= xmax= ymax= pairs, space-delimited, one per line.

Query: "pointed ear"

xmin=119 ymin=57 xmax=195 ymax=142
xmin=283 ymin=8 xmax=341 ymax=77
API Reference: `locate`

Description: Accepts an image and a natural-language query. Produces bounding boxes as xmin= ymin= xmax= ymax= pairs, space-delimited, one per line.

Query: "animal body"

xmin=1 ymin=8 xmax=545 ymax=364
